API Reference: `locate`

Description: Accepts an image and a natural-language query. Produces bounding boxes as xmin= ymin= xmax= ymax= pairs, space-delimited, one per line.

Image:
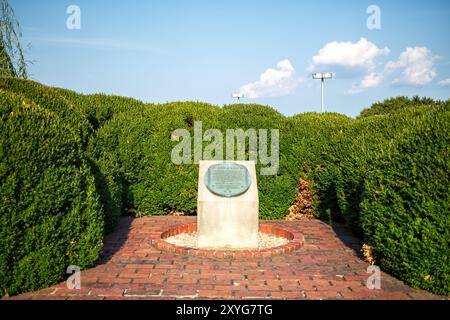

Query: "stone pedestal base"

xmin=197 ymin=160 xmax=259 ymax=249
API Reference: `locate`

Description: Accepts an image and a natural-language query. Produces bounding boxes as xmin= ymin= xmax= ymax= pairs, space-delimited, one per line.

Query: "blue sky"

xmin=11 ymin=0 xmax=450 ymax=117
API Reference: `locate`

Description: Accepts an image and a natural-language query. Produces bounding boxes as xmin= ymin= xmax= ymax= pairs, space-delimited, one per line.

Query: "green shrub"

xmin=0 ymin=77 xmax=133 ymax=233
xmin=359 ymin=96 xmax=442 ymax=118
xmin=86 ymin=133 xmax=125 ymax=233
xmin=285 ymin=113 xmax=353 ymax=222
xmin=306 ymin=104 xmax=450 ymax=294
xmin=96 ymin=102 xmax=304 ymax=219
xmin=313 ymin=107 xmax=441 ymax=233
xmin=0 ymin=91 xmax=104 ymax=296
xmin=0 ymin=77 xmax=93 ymax=144
xmin=97 ymin=102 xmax=222 ymax=216
xmin=360 ymin=104 xmax=450 ymax=295
xmin=76 ymin=94 xmax=146 ymax=232
xmin=54 ymin=89 xmax=146 ymax=130
xmin=220 ymin=104 xmax=289 ymax=219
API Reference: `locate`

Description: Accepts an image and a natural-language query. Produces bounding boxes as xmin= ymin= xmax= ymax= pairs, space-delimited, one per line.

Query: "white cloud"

xmin=238 ymin=59 xmax=302 ymax=98
xmin=309 ymin=37 xmax=390 ymax=71
xmin=348 ymin=72 xmax=384 ymax=94
xmin=385 ymin=47 xmax=437 ymax=86
xmin=438 ymin=78 xmax=450 ymax=86
xmin=309 ymin=39 xmax=439 ymax=93
xmin=309 ymin=38 xmax=390 ymax=94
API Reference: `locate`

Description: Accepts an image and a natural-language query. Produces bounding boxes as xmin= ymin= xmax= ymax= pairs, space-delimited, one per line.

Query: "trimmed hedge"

xmin=360 ymin=105 xmax=450 ymax=294
xmin=0 ymin=77 xmax=143 ymax=295
xmin=53 ymin=89 xmax=146 ymax=130
xmin=308 ymin=103 xmax=450 ymax=294
xmin=0 ymin=77 xmax=93 ymax=142
xmin=358 ymin=96 xmax=441 ymax=118
xmin=100 ymin=102 xmax=222 ymax=216
xmin=0 ymin=90 xmax=104 ymax=296
xmin=95 ymin=103 xmax=350 ymax=220
xmin=0 ymin=77 xmax=142 ymax=233
xmin=281 ymin=112 xmax=352 ymax=220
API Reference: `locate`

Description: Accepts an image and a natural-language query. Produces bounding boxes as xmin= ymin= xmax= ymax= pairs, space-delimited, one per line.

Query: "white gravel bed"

xmin=165 ymin=232 xmax=289 ymax=250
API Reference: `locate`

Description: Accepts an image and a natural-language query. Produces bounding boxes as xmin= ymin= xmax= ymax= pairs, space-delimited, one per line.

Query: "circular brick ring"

xmin=152 ymin=223 xmax=303 ymax=258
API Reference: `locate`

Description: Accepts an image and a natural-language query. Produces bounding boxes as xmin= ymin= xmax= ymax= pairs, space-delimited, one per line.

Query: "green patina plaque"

xmin=204 ymin=162 xmax=251 ymax=198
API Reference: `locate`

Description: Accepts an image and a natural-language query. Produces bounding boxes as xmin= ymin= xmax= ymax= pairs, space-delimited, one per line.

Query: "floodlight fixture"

xmin=312 ymin=72 xmax=333 ymax=80
xmin=312 ymin=72 xmax=334 ymax=113
xmin=232 ymin=93 xmax=244 ymax=102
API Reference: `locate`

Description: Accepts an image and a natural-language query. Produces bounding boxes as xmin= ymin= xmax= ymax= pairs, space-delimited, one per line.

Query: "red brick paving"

xmin=5 ymin=216 xmax=447 ymax=300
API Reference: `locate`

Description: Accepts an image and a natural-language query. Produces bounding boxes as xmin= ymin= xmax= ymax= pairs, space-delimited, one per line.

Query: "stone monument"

xmin=197 ymin=160 xmax=259 ymax=249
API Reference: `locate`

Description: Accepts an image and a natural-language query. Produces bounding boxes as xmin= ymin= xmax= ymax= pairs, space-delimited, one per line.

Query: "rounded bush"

xmin=358 ymin=96 xmax=442 ymax=118
xmin=313 ymin=107 xmax=443 ymax=233
xmin=0 ymin=91 xmax=104 ymax=296
xmin=0 ymin=77 xmax=130 ymax=233
xmin=360 ymin=105 xmax=450 ymax=295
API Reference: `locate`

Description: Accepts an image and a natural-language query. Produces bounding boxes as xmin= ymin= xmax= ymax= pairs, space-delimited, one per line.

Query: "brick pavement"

xmin=5 ymin=216 xmax=446 ymax=300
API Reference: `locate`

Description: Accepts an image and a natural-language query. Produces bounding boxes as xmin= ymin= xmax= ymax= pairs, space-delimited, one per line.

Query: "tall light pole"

xmin=312 ymin=72 xmax=333 ymax=113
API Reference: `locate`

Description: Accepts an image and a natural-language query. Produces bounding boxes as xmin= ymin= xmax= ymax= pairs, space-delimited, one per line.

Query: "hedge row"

xmin=93 ymin=103 xmax=350 ymax=220
xmin=312 ymin=107 xmax=437 ymax=231
xmin=0 ymin=89 xmax=103 ymax=296
xmin=0 ymin=76 xmax=448 ymax=295
xmin=361 ymin=105 xmax=450 ymax=294
xmin=358 ymin=96 xmax=442 ymax=118
xmin=310 ymin=103 xmax=449 ymax=294
xmin=0 ymin=77 xmax=148 ymax=296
